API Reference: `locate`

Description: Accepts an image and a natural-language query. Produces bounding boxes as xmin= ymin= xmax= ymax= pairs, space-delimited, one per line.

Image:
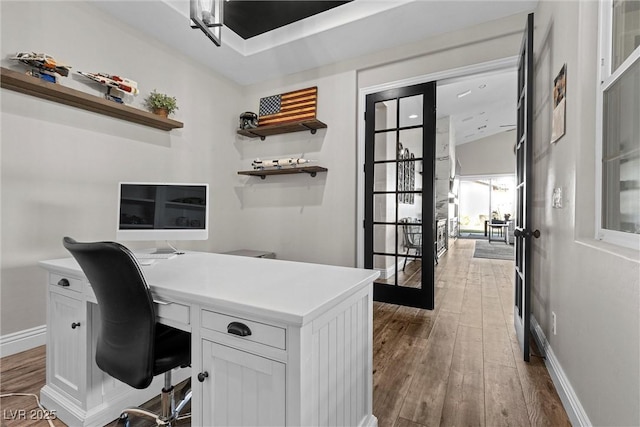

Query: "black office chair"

xmin=62 ymin=237 xmax=191 ymax=426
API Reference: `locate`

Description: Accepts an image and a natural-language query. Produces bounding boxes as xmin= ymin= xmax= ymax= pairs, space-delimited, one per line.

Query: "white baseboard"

xmin=530 ymin=316 xmax=592 ymax=427
xmin=0 ymin=325 xmax=47 ymax=357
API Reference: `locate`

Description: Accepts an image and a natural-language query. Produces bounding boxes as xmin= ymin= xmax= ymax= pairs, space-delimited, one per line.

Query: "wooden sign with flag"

xmin=258 ymin=87 xmax=317 ymax=127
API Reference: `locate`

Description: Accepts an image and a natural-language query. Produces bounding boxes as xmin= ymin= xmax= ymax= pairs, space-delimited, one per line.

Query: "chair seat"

xmin=153 ymin=324 xmax=191 ymax=376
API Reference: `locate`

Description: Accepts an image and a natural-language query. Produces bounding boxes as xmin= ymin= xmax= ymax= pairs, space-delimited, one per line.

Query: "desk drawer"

xmin=155 ymin=300 xmax=190 ymax=325
xmin=201 ymin=310 xmax=286 ymax=350
xmin=49 ymin=273 xmax=83 ymax=293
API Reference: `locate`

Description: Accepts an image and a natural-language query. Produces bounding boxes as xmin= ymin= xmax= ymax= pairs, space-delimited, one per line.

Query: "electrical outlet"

xmin=552 ymin=312 xmax=557 ymax=335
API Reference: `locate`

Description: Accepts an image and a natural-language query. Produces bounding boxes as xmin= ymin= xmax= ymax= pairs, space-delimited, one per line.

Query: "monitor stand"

xmin=152 ymin=241 xmax=180 ymax=254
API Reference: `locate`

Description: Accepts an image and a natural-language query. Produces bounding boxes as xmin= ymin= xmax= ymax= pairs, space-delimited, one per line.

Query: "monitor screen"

xmin=117 ymin=182 xmax=209 ymax=241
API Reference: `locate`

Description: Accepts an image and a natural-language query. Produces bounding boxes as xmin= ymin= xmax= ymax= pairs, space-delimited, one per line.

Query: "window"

xmin=597 ymin=0 xmax=640 ymax=249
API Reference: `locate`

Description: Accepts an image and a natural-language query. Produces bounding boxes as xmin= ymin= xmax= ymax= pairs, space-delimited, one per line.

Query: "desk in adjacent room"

xmin=39 ymin=252 xmax=379 ymax=427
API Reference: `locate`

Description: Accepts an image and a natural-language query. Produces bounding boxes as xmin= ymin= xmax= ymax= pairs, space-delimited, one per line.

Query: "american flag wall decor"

xmin=258 ymin=87 xmax=317 ymax=126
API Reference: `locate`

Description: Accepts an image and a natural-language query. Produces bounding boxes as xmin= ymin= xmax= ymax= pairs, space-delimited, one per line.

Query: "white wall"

xmin=0 ymin=1 xmax=243 ymax=335
xmin=456 ymin=131 xmax=516 ymax=176
xmin=531 ymin=1 xmax=640 ymax=425
xmin=231 ymin=70 xmax=358 ymax=266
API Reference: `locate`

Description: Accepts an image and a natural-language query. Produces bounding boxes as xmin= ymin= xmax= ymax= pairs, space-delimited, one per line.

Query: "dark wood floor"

xmin=373 ymin=239 xmax=570 ymax=426
xmin=0 ymin=239 xmax=569 ymax=427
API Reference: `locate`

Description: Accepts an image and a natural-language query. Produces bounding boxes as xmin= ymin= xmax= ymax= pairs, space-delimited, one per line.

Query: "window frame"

xmin=595 ymin=0 xmax=640 ymax=250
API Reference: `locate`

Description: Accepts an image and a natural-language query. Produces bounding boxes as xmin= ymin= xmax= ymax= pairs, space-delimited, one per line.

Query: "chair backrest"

xmin=400 ymin=218 xmax=422 ymax=247
xmin=63 ymin=237 xmax=157 ymax=389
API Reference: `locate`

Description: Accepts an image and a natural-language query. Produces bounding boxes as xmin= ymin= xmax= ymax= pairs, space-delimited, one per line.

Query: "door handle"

xmin=197 ymin=371 xmax=208 ymax=382
xmin=514 ymin=229 xmax=540 ymax=238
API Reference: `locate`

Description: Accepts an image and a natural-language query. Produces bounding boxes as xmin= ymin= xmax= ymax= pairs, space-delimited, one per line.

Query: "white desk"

xmin=39 ymin=252 xmax=379 ymax=427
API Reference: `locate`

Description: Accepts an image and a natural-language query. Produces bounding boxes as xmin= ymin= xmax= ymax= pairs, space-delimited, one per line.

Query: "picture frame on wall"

xmin=551 ymin=64 xmax=566 ymax=144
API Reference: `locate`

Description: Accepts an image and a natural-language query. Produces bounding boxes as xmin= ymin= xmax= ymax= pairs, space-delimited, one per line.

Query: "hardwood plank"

xmin=440 ymin=325 xmax=485 ymax=427
xmin=397 ymin=310 xmax=460 ymax=425
xmin=510 ymin=339 xmax=572 ymax=427
xmin=373 ymin=334 xmax=428 ymax=427
xmin=484 ymin=363 xmax=530 ymax=426
xmin=393 ymin=416 xmax=429 ymax=427
xmin=459 ymin=286 xmax=483 ymax=328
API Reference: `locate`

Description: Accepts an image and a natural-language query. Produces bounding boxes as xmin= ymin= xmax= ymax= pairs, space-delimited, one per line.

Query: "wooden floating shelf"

xmin=238 ymin=166 xmax=328 ymax=180
xmin=0 ymin=67 xmax=183 ymax=131
xmin=237 ymin=118 xmax=327 ymax=140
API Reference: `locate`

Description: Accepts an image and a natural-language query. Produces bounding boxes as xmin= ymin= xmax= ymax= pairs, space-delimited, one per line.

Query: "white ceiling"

xmin=438 ymin=69 xmax=517 ymax=144
xmin=94 ymin=0 xmax=534 ymax=143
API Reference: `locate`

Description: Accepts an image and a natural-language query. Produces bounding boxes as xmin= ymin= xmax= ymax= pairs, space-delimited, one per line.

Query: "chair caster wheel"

xmin=117 ymin=413 xmax=130 ymax=427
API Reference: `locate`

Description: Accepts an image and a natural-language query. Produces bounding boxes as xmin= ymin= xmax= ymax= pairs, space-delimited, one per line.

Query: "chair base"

xmin=119 ymin=381 xmax=192 ymax=427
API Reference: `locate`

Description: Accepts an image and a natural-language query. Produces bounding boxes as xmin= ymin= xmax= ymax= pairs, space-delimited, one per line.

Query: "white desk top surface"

xmin=40 ymin=252 xmax=380 ymax=326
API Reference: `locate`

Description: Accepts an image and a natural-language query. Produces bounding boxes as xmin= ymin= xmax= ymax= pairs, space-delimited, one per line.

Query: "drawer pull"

xmin=71 ymin=322 xmax=81 ymax=329
xmin=57 ymin=278 xmax=70 ymax=287
xmin=227 ymin=322 xmax=252 ymax=337
xmin=197 ymin=371 xmax=208 ymax=382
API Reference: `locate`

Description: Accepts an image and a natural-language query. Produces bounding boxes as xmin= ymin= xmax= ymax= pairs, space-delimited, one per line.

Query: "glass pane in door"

xmin=374 ymin=163 xmax=397 ymax=192
xmin=399 ymin=94 xmax=424 ymax=127
xmin=373 ymin=224 xmax=396 ymax=254
xmin=373 ymin=194 xmax=396 ymax=222
xmin=375 ymin=100 xmax=397 ymax=131
xmin=397 ymin=220 xmax=422 ymax=288
xmin=374 ymin=132 xmax=397 ymax=161
xmin=373 ymin=255 xmax=397 ymax=285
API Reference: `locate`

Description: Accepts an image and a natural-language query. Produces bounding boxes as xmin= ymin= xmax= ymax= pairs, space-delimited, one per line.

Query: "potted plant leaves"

xmin=144 ymin=90 xmax=178 ymax=118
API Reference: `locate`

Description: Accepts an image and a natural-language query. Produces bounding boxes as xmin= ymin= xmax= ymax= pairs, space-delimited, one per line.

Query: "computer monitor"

xmin=117 ymin=182 xmax=209 ymax=242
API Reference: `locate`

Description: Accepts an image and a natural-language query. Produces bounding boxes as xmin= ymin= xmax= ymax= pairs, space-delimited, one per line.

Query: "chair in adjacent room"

xmin=62 ymin=237 xmax=191 ymax=427
xmin=400 ymin=218 xmax=423 ymax=271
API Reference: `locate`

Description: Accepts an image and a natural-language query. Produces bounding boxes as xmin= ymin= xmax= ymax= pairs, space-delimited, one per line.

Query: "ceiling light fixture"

xmin=457 ymin=89 xmax=472 ymax=98
xmin=409 ymin=114 xmax=419 ymax=119
xmin=191 ymin=0 xmax=223 ymax=46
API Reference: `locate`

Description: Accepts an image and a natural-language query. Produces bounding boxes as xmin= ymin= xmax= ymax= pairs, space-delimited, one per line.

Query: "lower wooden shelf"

xmin=238 ymin=166 xmax=328 ymax=179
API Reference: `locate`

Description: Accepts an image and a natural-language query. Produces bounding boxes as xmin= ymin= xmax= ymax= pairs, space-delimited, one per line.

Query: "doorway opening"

xmin=458 ymin=175 xmax=516 ymax=240
xmin=357 ymin=57 xmax=519 ymax=310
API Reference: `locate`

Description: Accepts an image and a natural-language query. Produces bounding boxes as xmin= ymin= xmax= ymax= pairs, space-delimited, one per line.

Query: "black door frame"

xmin=364 ymin=82 xmax=436 ymax=310
xmin=514 ymin=12 xmax=538 ymax=362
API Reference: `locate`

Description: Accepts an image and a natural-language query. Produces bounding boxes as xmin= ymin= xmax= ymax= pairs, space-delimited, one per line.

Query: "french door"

xmin=364 ymin=82 xmax=436 ymax=310
xmin=514 ymin=13 xmax=539 ymax=362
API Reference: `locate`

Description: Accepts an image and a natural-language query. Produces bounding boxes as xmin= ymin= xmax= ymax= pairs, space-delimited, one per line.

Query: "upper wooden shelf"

xmin=237 ymin=118 xmax=327 ymax=140
xmin=0 ymin=67 xmax=183 ymax=131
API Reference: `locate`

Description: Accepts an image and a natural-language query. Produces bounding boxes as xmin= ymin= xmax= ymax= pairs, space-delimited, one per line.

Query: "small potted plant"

xmin=144 ymin=90 xmax=178 ymax=118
